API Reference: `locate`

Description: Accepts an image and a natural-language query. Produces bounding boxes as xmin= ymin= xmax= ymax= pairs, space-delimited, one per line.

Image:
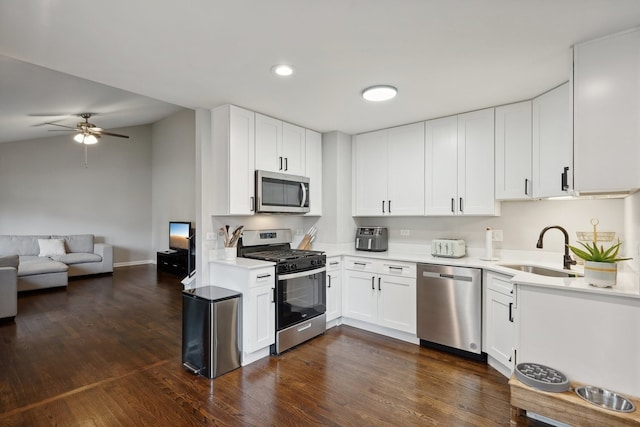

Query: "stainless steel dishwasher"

xmin=417 ymin=263 xmax=484 ymax=360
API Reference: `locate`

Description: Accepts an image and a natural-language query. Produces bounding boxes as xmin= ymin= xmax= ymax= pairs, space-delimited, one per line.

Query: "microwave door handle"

xmin=300 ymin=182 xmax=307 ymax=207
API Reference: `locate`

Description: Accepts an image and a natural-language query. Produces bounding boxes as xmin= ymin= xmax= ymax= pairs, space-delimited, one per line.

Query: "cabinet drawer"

xmin=487 ymin=272 xmax=514 ymax=296
xmin=344 ymin=257 xmax=377 ymax=273
xmin=251 ymin=268 xmax=275 ymax=287
xmin=380 ymin=261 xmax=416 ymax=278
xmin=327 ymin=257 xmax=341 ymax=272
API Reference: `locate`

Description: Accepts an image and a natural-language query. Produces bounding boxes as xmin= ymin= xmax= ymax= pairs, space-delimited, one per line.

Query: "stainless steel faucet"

xmin=536 ymin=225 xmax=577 ymax=270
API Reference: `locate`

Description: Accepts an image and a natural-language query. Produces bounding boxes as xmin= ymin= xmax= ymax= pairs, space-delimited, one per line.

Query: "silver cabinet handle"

xmin=382 ymin=200 xmax=385 ymax=213
xmin=285 ymin=157 xmax=288 ymax=171
xmin=524 ymin=179 xmax=529 ymax=196
xmin=328 ymin=274 xmax=332 ymax=288
xmin=371 ymin=276 xmax=375 ymax=290
xmin=459 ymin=197 xmax=463 ymax=213
xmin=451 ymin=198 xmax=455 ymax=213
xmin=378 ymin=277 xmax=381 ymax=291
xmin=388 ymin=200 xmax=391 ymax=214
xmin=279 ymin=156 xmax=283 ymax=170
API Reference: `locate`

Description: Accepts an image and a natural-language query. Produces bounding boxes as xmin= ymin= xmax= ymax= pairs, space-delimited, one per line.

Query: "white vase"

xmin=223 ymin=247 xmax=237 ymax=260
xmin=583 ymin=261 xmax=617 ymax=288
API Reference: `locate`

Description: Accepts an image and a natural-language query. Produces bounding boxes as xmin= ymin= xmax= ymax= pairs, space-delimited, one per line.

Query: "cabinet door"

xmin=246 ymin=284 xmax=275 ymax=353
xmin=458 ymin=108 xmax=497 ymax=215
xmin=495 ymin=101 xmax=532 ymax=200
xmin=378 ymin=275 xmax=416 ymax=333
xmin=486 ymin=289 xmax=514 ymax=370
xmin=387 ymin=122 xmax=425 ymax=215
xmin=281 ymin=122 xmax=306 ymax=176
xmin=342 ymin=270 xmax=377 ymax=323
xmin=305 ymin=129 xmax=322 ymax=215
xmin=574 ymin=28 xmax=640 ymax=193
xmin=533 ymin=82 xmax=572 ymax=198
xmin=326 ymin=270 xmax=342 ymax=322
xmin=425 ymin=116 xmax=458 ymax=215
xmin=212 ymin=105 xmax=256 ymax=215
xmin=353 ymin=130 xmax=388 ymax=216
xmin=255 ymin=113 xmax=282 ymax=173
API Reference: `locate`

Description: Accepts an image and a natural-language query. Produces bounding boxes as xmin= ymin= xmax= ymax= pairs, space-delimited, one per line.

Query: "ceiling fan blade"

xmin=89 ymin=127 xmax=103 ymax=132
xmin=45 ymin=122 xmax=79 ymax=130
xmin=48 ymin=129 xmax=77 ymax=132
xmin=96 ymin=130 xmax=130 ymax=139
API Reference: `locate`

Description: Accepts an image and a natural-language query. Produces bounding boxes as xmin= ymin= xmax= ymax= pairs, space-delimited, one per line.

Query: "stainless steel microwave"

xmin=255 ymin=170 xmax=310 ymax=214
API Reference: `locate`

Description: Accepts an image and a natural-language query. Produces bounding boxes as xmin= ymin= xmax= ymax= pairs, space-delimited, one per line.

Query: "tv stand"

xmin=157 ymin=250 xmax=194 ymax=277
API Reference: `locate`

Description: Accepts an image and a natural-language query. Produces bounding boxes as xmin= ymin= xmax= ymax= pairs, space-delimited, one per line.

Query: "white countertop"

xmin=208 ymin=245 xmax=640 ymax=299
xmin=319 ymin=245 xmax=640 ymax=300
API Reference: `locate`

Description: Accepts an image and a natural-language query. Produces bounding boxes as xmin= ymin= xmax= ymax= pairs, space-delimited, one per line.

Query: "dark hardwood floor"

xmin=0 ymin=265 xmax=545 ymax=426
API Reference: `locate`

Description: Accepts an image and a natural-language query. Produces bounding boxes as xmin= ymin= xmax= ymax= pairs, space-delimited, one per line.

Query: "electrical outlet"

xmin=400 ymin=229 xmax=410 ymax=236
xmin=205 ymin=232 xmax=216 ymax=241
xmin=492 ymin=229 xmax=503 ymax=242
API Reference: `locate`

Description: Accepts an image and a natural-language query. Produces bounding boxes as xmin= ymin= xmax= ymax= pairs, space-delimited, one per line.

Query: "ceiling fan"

xmin=46 ymin=113 xmax=130 ymax=144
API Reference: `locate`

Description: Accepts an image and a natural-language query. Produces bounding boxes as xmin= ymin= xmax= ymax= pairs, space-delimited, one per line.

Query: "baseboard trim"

xmin=113 ymin=260 xmax=154 ymax=268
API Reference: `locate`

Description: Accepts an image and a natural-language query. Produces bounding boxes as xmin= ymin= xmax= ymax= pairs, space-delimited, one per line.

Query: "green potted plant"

xmin=566 ymin=241 xmax=631 ymax=287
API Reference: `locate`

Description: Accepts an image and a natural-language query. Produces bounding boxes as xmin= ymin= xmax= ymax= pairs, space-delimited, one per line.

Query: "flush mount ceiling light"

xmin=362 ymin=85 xmax=398 ymax=102
xmin=271 ymin=64 xmax=295 ymax=77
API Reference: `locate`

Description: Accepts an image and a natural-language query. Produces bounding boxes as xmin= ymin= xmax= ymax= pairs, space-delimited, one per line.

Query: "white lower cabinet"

xmin=325 ymin=257 xmax=342 ymax=324
xmin=342 ymin=257 xmax=416 ymax=337
xmin=210 ymin=262 xmax=275 ymax=366
xmin=484 ymin=271 xmax=515 ymax=377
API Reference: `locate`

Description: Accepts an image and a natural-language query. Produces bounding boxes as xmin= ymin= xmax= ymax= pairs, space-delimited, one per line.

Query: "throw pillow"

xmin=38 ymin=239 xmax=66 ymax=257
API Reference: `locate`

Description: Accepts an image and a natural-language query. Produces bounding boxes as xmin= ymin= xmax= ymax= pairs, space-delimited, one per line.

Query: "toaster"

xmin=431 ymin=239 xmax=466 ymax=258
xmin=355 ymin=227 xmax=388 ymax=252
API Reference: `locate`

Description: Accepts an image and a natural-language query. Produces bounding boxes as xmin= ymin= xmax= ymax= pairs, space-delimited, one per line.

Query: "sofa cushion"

xmin=38 ymin=239 xmax=66 ymax=257
xmin=0 ymin=235 xmax=50 ymax=256
xmin=0 ymin=255 xmax=19 ymax=269
xmin=18 ymin=257 xmax=67 ymax=276
xmin=52 ymin=234 xmax=94 ymax=254
xmin=50 ymin=253 xmax=102 ymax=265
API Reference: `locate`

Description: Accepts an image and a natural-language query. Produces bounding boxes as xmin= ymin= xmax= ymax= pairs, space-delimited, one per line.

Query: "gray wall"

xmin=0 ymin=124 xmax=154 ymax=263
xmin=151 ymin=109 xmax=196 ymax=253
xmin=0 ymin=109 xmax=196 ymax=265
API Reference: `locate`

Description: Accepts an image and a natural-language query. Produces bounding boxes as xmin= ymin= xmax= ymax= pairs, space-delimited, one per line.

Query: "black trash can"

xmin=182 ymin=286 xmax=242 ymax=379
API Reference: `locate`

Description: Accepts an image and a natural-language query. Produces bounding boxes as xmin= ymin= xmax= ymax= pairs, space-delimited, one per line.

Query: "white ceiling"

xmin=1 ymin=0 xmax=640 ymax=143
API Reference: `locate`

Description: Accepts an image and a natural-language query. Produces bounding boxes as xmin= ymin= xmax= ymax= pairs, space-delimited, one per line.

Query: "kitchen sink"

xmin=499 ymin=264 xmax=582 ymax=278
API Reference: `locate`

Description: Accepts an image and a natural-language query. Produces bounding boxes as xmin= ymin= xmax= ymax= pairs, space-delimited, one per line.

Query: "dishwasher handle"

xmin=421 ymin=270 xmax=473 ymax=282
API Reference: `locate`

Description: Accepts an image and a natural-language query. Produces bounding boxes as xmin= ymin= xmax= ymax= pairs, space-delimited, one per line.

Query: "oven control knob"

xmin=290 ymin=263 xmax=297 ymax=271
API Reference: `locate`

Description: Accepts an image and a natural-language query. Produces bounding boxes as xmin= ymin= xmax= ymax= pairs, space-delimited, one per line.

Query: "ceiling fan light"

xmin=74 ymin=133 xmax=85 ymax=143
xmin=84 ymin=134 xmax=98 ymax=145
xmin=362 ymin=85 xmax=398 ymax=102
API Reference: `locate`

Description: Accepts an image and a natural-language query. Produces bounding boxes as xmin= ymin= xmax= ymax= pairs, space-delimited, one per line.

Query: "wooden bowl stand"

xmin=509 ymin=376 xmax=640 ymax=426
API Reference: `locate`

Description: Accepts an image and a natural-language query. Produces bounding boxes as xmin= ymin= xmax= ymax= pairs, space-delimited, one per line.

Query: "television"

xmin=169 ymin=221 xmax=192 ymax=251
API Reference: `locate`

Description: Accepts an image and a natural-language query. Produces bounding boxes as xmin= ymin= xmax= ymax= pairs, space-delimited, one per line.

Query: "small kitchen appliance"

xmin=355 ymin=227 xmax=388 ymax=252
xmin=431 ymin=239 xmax=466 ymax=258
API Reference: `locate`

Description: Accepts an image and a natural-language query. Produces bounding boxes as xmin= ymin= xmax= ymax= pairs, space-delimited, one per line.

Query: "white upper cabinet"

xmin=211 ymin=105 xmax=256 ymax=215
xmin=495 ymin=101 xmax=533 ymax=200
xmin=353 ymin=129 xmax=388 ymax=215
xmin=425 ymin=116 xmax=458 ymax=215
xmin=573 ymin=28 xmax=640 ymax=194
xmin=532 ymin=82 xmax=572 ymax=198
xmin=353 ymin=122 xmax=425 ymax=216
xmin=305 ymin=129 xmax=323 ymax=216
xmin=255 ymin=113 xmax=306 ymax=176
xmin=426 ymin=109 xmax=498 ymax=216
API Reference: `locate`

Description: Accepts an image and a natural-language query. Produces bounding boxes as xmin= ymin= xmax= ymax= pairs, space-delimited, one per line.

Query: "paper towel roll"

xmin=485 ymin=228 xmax=493 ymax=259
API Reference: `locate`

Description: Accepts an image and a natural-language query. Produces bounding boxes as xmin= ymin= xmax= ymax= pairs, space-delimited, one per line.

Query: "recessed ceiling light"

xmin=271 ymin=64 xmax=295 ymax=77
xmin=362 ymin=85 xmax=398 ymax=102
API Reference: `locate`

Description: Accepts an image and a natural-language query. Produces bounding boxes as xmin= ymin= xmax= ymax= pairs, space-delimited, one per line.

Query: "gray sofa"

xmin=0 ymin=235 xmax=113 ymax=292
xmin=0 ymin=255 xmax=18 ymax=320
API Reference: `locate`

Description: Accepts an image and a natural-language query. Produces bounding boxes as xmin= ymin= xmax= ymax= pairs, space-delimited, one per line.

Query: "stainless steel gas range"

xmin=238 ymin=229 xmax=327 ymax=355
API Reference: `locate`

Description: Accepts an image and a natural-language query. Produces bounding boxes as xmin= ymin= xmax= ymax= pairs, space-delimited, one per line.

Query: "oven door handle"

xmin=278 ymin=266 xmax=327 ymax=280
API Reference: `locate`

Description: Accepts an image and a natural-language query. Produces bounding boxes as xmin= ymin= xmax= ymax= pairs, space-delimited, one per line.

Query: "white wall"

xmin=624 ymin=191 xmax=640 ymax=272
xmin=356 ymin=198 xmax=625 ymax=258
xmin=0 ymin=125 xmax=154 ymax=263
xmin=151 ymin=109 xmax=196 ymax=253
